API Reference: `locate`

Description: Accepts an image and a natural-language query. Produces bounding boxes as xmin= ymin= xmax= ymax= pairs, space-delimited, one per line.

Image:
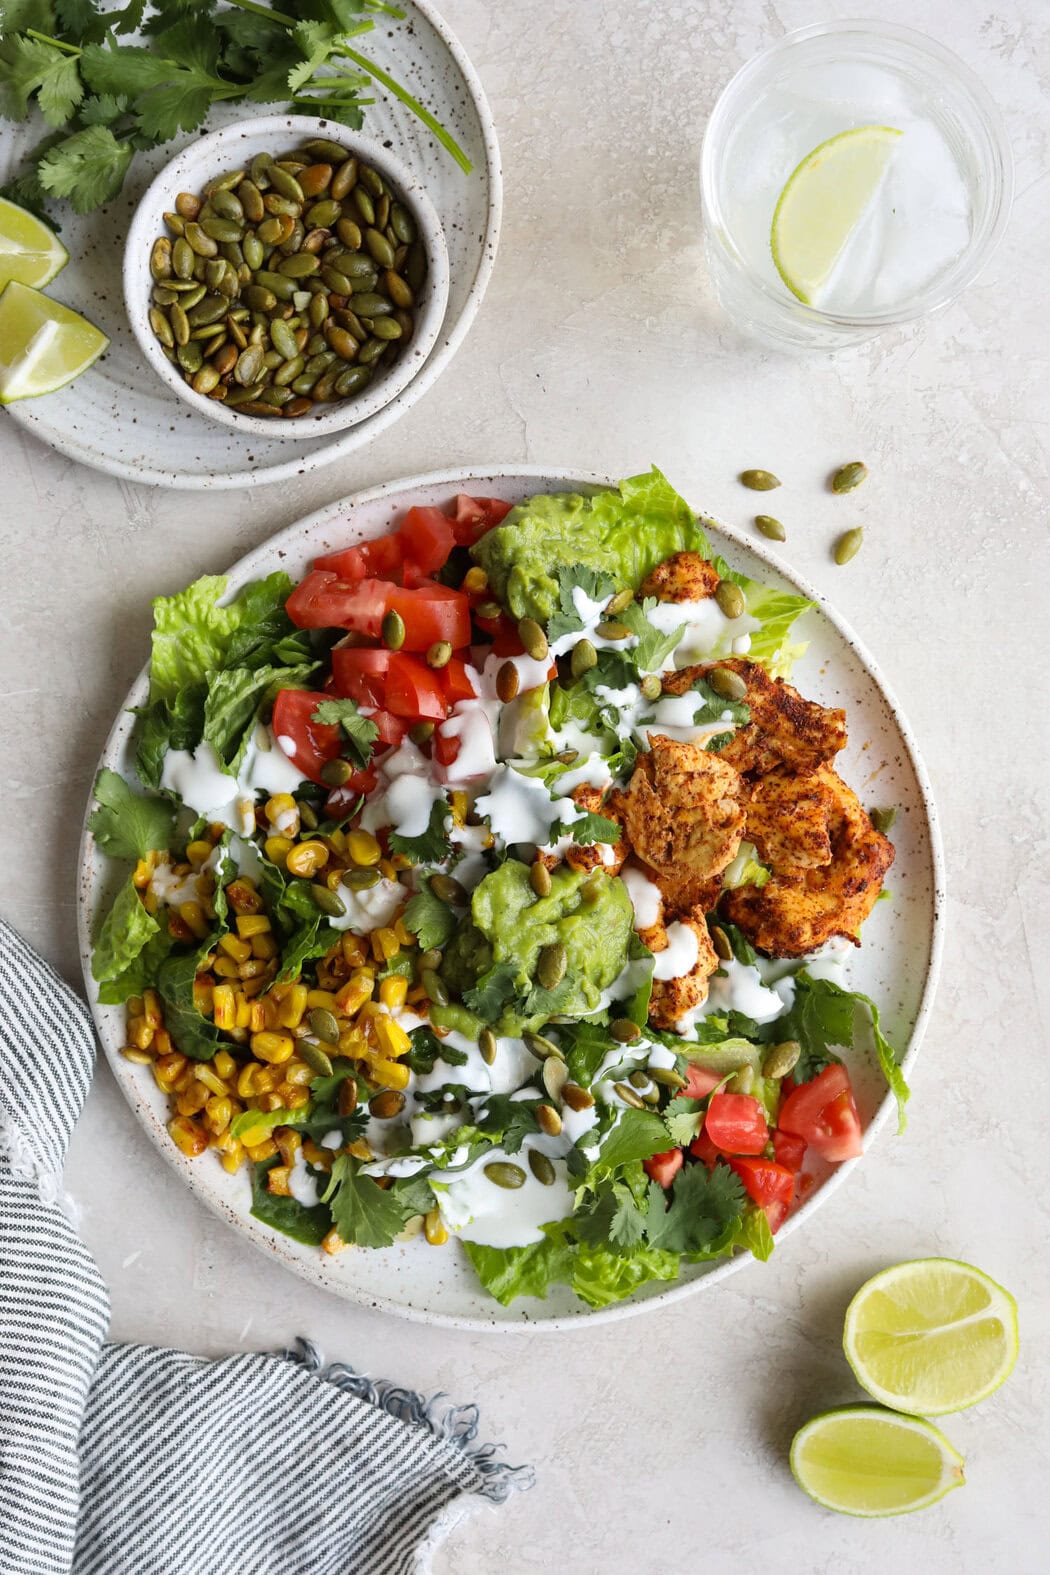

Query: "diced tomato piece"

xmin=489 ymin=615 xmax=526 ymax=657
xmin=433 ymin=731 xmax=460 ymax=768
xmin=399 ymin=506 xmax=456 ymax=575
xmin=325 ymin=772 xmax=376 ymax=818
xmin=681 ymin=1064 xmax=724 ymax=1101
xmin=371 ymin=709 xmax=408 ymax=749
xmin=689 ymin=1130 xmax=721 ymax=1168
xmin=772 ymin=1130 xmax=808 ymax=1172
xmin=314 ymin=532 xmax=405 ymax=582
xmin=450 ymin=493 xmax=512 ymax=546
xmin=384 ymin=583 xmax=472 ymax=652
xmin=643 ymin=1148 xmax=684 ymax=1189
xmin=704 ymin=1092 xmax=768 ymax=1156
xmin=763 ymin=1199 xmax=790 ymax=1233
xmin=287 ymin=571 xmax=392 ymax=634
xmin=271 ymin=690 xmax=342 ymax=786
xmin=725 ymin=1156 xmax=795 ymax=1234
xmin=778 ymin=1064 xmax=863 ymax=1163
xmin=331 ymin=645 xmax=391 ymax=706
xmin=382 ymin=653 xmax=448 ymax=721
xmin=439 ymin=656 xmax=477 ymax=705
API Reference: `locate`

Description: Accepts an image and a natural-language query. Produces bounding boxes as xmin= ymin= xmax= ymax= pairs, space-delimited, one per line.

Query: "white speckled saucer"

xmin=77 ymin=468 xmax=945 ymax=1330
xmin=2 ymin=2 xmax=501 ymax=489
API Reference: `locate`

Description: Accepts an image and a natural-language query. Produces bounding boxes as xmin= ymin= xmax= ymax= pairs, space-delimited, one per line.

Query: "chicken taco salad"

xmin=88 ymin=468 xmax=906 ymax=1309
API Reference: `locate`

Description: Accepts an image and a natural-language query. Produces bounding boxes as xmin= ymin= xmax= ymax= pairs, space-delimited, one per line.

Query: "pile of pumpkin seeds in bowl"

xmin=147 ymin=138 xmax=426 ymax=420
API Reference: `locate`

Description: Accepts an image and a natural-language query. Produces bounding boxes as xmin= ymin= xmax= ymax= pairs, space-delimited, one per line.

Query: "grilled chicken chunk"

xmin=619 ymin=735 xmax=746 ymax=911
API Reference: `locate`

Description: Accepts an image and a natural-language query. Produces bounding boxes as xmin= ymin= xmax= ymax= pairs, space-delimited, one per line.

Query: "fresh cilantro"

xmin=519 ymin=975 xmax=575 ymax=1021
xmin=324 ymin=1155 xmax=421 ymax=1249
xmin=0 ymin=34 xmax=83 ymax=125
xmin=586 ymin=1108 xmax=672 ymax=1184
xmin=551 ymin=1019 xmax=619 ymax=1087
xmin=688 ymin=674 xmax=750 ymax=729
xmin=416 ymin=1083 xmax=472 ymax=1115
xmin=310 ymin=697 xmax=380 ymax=770
xmin=403 ymin=880 xmax=456 ymax=952
xmin=462 ymin=961 xmax=519 ymax=1021
xmin=546 ymin=565 xmax=618 ymax=646
xmin=405 ymin=1026 xmax=468 ymax=1075
xmin=785 ymin=971 xmax=909 ymax=1130
xmin=712 ymin=918 xmax=758 ymax=966
xmin=551 ymin=809 xmax=621 ymax=845
xmin=473 ymin=1094 xmax=542 ymax=1154
xmin=618 ymin=596 xmax=684 ymax=673
xmin=36 ymin=123 xmax=132 ymax=211
xmin=705 ymin=731 xmax=734 ymax=753
xmin=644 ymin=1164 xmax=745 ymax=1256
xmin=89 ymin=767 xmax=175 ymax=861
xmin=574 ymin=1182 xmax=648 ymax=1252
xmin=662 ymin=1096 xmax=705 ymax=1148
xmin=388 ymin=798 xmax=451 ymax=864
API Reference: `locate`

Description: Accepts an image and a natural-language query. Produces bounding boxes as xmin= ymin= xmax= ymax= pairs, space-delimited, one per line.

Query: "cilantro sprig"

xmin=0 ymin=0 xmax=472 ymax=219
xmin=311 ymin=697 xmax=379 ymax=770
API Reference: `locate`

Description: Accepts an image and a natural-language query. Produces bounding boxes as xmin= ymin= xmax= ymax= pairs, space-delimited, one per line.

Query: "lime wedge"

xmin=843 ymin=1257 xmax=1019 ymax=1416
xmin=0 ymin=197 xmax=68 ymax=291
xmin=791 ymin=1405 xmax=965 ymax=1518
xmin=771 ymin=125 xmax=902 ymax=305
xmin=0 ymin=281 xmax=108 ymax=404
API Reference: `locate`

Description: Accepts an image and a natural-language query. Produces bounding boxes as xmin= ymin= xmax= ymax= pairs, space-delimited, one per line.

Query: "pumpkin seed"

xmin=426 ymin=641 xmax=452 ymax=669
xmin=253 ymin=268 xmax=297 ymax=300
xmin=149 ymin=307 xmax=174 ymax=348
xmin=596 ymin=620 xmax=630 ymax=640
xmin=762 ymin=1040 xmax=801 ymax=1079
xmin=475 ymin=599 xmax=502 ymax=620
xmin=351 ymin=291 xmax=393 ymax=317
xmin=308 ymin=1008 xmax=341 ymax=1045
xmin=370 ymin=315 xmax=402 ymax=341
xmin=211 ymin=345 xmax=237 ymax=380
xmin=479 ymin=1028 xmax=497 ymax=1066
xmin=562 ymin=1082 xmax=595 ymax=1111
xmin=369 ymin=1089 xmax=406 ymax=1120
xmin=304 ymin=137 xmax=351 ymax=163
xmin=176 ymin=341 xmax=203 ymax=374
xmin=175 ymin=192 xmax=200 ymax=220
xmin=327 ymin=326 xmax=359 ymax=362
xmin=298 ymin=801 xmax=319 ymax=830
xmin=613 ymin=1081 xmax=647 ymax=1110
xmin=537 ymin=942 xmax=567 ymax=991
xmin=342 ymin=866 xmax=380 ymax=890
xmin=649 ymin=1065 xmax=687 ymax=1090
xmin=364 ymin=226 xmax=395 ymax=268
xmin=184 ymin=222 xmax=218 ymax=257
xmin=430 ymin=873 xmax=468 ymax=906
xmin=708 ymin=666 xmax=748 ymax=701
xmin=640 ymin=674 xmax=662 ymax=701
xmin=335 ymin=365 xmax=370 ymax=397
xmin=518 ymin=617 xmax=548 ymax=660
xmin=831 ymin=460 xmax=868 ymax=494
xmin=739 ymin=468 xmax=781 ymax=490
xmin=192 ymin=365 xmax=220 ymax=394
xmin=382 ymin=609 xmax=406 ymax=650
xmin=331 ymin=158 xmax=359 ymax=200
xmin=629 ymin=1070 xmax=649 ymax=1090
xmin=357 ymin=337 xmax=389 ymax=367
xmin=320 ymin=758 xmax=352 ymax=787
xmin=422 ymin=970 xmax=448 ymax=1006
xmin=169 ymin=303 xmax=190 ymax=345
xmin=715 ymin=579 xmax=746 ymax=619
xmin=150 ymin=238 xmax=173 ymax=280
xmin=496 ymin=661 xmax=520 ymax=702
xmin=353 ymin=187 xmax=376 ymax=225
xmin=579 ymin=870 xmax=604 ymax=904
xmin=336 ymin=216 xmax=363 ymax=250
xmin=528 ymin=1150 xmax=556 ymax=1186
xmin=542 ymin=1056 xmax=568 ymax=1103
xmin=484 ymin=1162 xmax=526 ymax=1190
xmin=152 ymin=285 xmax=179 ymax=307
xmin=524 ymin=1032 xmax=563 ymax=1061
xmin=311 ymin=884 xmax=347 ymax=918
xmin=755 ymin=514 xmax=786 ymax=541
xmin=269 ymin=318 xmax=299 ymax=361
xmin=610 ymin=1017 xmax=641 ymax=1043
xmin=172 ymin=237 xmax=194 ymax=279
xmin=385 ymin=270 xmax=413 ymax=308
xmin=606 ymin=587 xmax=634 ymax=615
xmin=570 ymin=639 xmax=597 ymax=678
xmin=870 ymin=806 xmax=897 ymax=833
xmin=204 ymin=168 xmax=244 ymax=194
xmin=235 ymin=345 xmax=265 ymax=385
xmin=833 ymin=527 xmax=864 ymax=565
xmin=536 ymin=1103 xmax=563 ymax=1137
xmin=710 ymin=924 xmax=733 ymax=962
xmin=187 ymin=294 xmax=227 ymax=327
xmin=530 ymin=859 xmax=552 ymax=898
xmin=296 ymin=1042 xmax=334 ymax=1078
xmin=163 ymin=211 xmax=185 ymax=237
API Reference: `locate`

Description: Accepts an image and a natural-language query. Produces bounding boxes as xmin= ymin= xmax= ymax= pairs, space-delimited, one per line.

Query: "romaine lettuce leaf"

xmin=714 ymin=556 xmax=813 ymax=679
xmin=462 ymin=1231 xmax=577 ymax=1306
xmin=91 ymin=875 xmax=162 ymax=989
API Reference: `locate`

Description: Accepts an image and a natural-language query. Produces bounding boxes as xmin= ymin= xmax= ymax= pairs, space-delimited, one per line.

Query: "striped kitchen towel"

xmin=0 ymin=922 xmax=532 ymax=1575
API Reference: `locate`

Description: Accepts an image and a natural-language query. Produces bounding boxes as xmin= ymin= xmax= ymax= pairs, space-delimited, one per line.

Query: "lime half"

xmin=0 ymin=281 xmax=108 ymax=404
xmin=791 ymin=1405 xmax=965 ymax=1518
xmin=771 ymin=125 xmax=902 ymax=305
xmin=844 ymin=1257 xmax=1019 ymax=1416
xmin=0 ymin=196 xmax=68 ymax=291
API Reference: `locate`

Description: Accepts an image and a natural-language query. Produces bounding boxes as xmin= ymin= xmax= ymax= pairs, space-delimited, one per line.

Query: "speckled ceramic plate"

xmin=2 ymin=3 xmax=501 ymax=489
xmin=78 ymin=467 xmax=945 ymax=1329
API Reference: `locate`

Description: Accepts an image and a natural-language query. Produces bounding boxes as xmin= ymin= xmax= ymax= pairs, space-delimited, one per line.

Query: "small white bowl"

xmin=124 ymin=115 xmax=450 ymax=440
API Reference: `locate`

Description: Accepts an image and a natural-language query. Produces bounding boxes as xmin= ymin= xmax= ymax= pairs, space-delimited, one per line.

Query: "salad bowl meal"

xmin=79 ymin=467 xmax=943 ymax=1328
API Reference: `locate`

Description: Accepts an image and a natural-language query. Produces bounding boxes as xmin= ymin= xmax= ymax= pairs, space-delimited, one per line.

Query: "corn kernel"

xmin=252 ymin=933 xmax=279 ymax=960
xmin=285 ymin=840 xmax=329 ymax=878
xmin=141 ymin=988 xmax=162 ymax=1028
xmin=244 ymin=1137 xmax=277 ymax=1163
xmin=168 ymin=1115 xmax=208 ymax=1157
xmin=378 ymin=859 xmax=399 ymax=882
xmin=264 ymin=835 xmax=293 ymax=866
xmin=240 ymin=974 xmax=270 ymax=999
xmin=258 ymin=1091 xmax=284 ymax=1112
xmin=227 ymin=879 xmax=263 ymax=915
xmin=358 ymin=999 xmax=383 ymax=1022
xmin=335 ymin=974 xmax=374 ymax=1016
xmin=193 ymin=978 xmax=215 ymax=1016
xmin=220 ymin=1141 xmax=246 ymax=1174
xmin=219 ymin=933 xmax=252 ymax=964
xmin=406 ymin=984 xmax=429 ymax=1007
xmin=306 ymin=989 xmax=339 ymax=1011
xmin=322 ymin=1228 xmax=346 ymax=1256
xmin=449 ymin=790 xmax=468 ymax=826
xmin=128 ymin=1015 xmax=154 ymax=1051
xmin=253 ymin=1066 xmax=281 ymax=1093
xmin=265 ymin=793 xmax=300 ymax=837
xmin=424 ymin=1208 xmax=449 ymax=1246
xmin=462 ymin=565 xmax=488 ymax=594
xmin=153 ymin=1051 xmax=187 ymax=1091
xmin=265 ymin=1164 xmax=292 ymax=1197
xmin=236 ymin=914 xmax=272 ymax=938
xmin=132 ymin=856 xmax=154 ymax=889
xmin=394 ymin=918 xmax=414 ymax=947
xmin=275 ymin=1128 xmax=302 ymax=1167
xmin=195 ymin=1064 xmax=229 ymax=1098
xmin=144 ymin=892 xmax=160 ymax=917
xmin=366 ymin=1053 xmax=410 ymax=1090
xmin=337 ymin=1028 xmax=368 ymax=1059
xmin=374 ymin=1015 xmax=411 ymax=1059
xmin=127 ymin=995 xmax=144 ymax=1019
xmin=121 ymin=1047 xmax=153 ymax=1065
xmin=378 ymin=975 xmax=408 ymax=1012
xmin=176 ymin=1080 xmax=210 ymax=1116
xmin=212 ymin=984 xmax=236 ymax=1031
xmin=376 ymin=927 xmax=400 ymax=961
xmin=186 ymin=839 xmax=213 ymax=868
xmin=251 ymin=1031 xmax=295 ymax=1065
xmin=303 ymin=1138 xmax=329 ymax=1166
xmin=213 ymin=956 xmax=241 ymax=980
xmin=346 ymin=1138 xmax=374 ymax=1162
xmin=213 ymin=1049 xmax=236 ymax=1080
xmin=283 ymin=1061 xmax=313 ymax=1086
xmin=236 ymin=1063 xmax=258 ymax=1099
xmin=234 ymin=993 xmax=252 ymax=1029
xmin=283 ymin=1086 xmax=310 ymax=1110
xmin=389 ymin=854 xmax=412 ymax=871
xmin=173 ymin=1065 xmax=197 ymax=1094
xmin=204 ymin=1095 xmax=234 ymax=1135
xmin=276 ymin=983 xmax=309 ymax=1029
xmin=248 ymin=1001 xmax=267 ymax=1033
xmin=177 ymin=900 xmax=210 ymax=940
xmin=228 ymin=1026 xmax=249 ymax=1044
xmin=347 ymin=829 xmax=382 ymax=867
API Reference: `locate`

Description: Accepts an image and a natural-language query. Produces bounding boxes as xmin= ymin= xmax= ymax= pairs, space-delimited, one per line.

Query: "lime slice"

xmin=771 ymin=125 xmax=902 ymax=305
xmin=0 ymin=281 xmax=108 ymax=404
xmin=791 ymin=1405 xmax=965 ymax=1518
xmin=843 ymin=1257 xmax=1019 ymax=1416
xmin=0 ymin=196 xmax=68 ymax=291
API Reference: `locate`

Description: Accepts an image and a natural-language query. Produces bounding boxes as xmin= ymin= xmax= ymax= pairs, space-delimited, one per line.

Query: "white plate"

xmin=2 ymin=3 xmax=501 ymax=489
xmin=78 ymin=467 xmax=945 ymax=1329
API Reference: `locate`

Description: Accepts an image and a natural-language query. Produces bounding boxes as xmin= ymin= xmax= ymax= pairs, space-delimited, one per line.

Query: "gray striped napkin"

xmin=0 ymin=921 xmax=532 ymax=1574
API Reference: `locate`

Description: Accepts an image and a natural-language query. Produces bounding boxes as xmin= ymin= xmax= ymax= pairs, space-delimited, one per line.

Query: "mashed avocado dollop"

xmin=440 ymin=859 xmax=633 ymax=1035
xmin=472 ymin=466 xmax=715 ymax=624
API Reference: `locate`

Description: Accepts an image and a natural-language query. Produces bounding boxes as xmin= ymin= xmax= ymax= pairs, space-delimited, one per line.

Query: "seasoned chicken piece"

xmin=619 ymin=736 xmax=745 ymax=910
xmin=722 ymin=767 xmax=894 ymax=956
xmin=661 ymin=659 xmax=847 ymax=778
xmin=640 ymin=551 xmax=720 ymax=603
xmin=745 ymin=765 xmax=835 ymax=876
xmin=646 ymin=908 xmax=720 ymax=1031
xmin=564 ymin=784 xmax=628 ymax=876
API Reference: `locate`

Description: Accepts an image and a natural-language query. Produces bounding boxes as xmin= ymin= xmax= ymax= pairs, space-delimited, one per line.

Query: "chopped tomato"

xmin=689 ymin=1130 xmax=721 ymax=1168
xmin=450 ymin=493 xmax=512 ymax=546
xmin=763 ymin=1199 xmax=790 ymax=1233
xmin=704 ymin=1093 xmax=768 ymax=1156
xmin=725 ymin=1156 xmax=795 ymax=1234
xmin=399 ymin=506 xmax=455 ymax=575
xmin=489 ymin=614 xmax=526 ymax=657
xmin=382 ymin=654 xmax=448 ymax=721
xmin=271 ymin=689 xmax=342 ymax=786
xmin=772 ymin=1130 xmax=808 ymax=1173
xmin=439 ymin=656 xmax=477 ymax=705
xmin=371 ymin=709 xmax=408 ymax=750
xmin=778 ymin=1064 xmax=863 ymax=1163
xmin=385 ymin=583 xmax=472 ymax=652
xmin=314 ymin=532 xmax=404 ymax=582
xmin=681 ymin=1064 xmax=723 ymax=1101
xmin=325 ymin=772 xmax=376 ymax=818
xmin=331 ymin=645 xmax=391 ymax=706
xmin=643 ymin=1148 xmax=684 ymax=1189
xmin=433 ymin=730 xmax=460 ymax=768
xmin=287 ymin=571 xmax=391 ymax=635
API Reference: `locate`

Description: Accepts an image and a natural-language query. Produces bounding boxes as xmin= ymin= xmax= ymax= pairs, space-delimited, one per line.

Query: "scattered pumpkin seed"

xmin=484 ymin=1161 xmax=527 ymax=1190
xmin=298 ymin=1041 xmax=334 ymax=1078
xmin=715 ymin=579 xmax=746 ymax=619
xmin=710 ymin=924 xmax=733 ymax=962
xmin=530 ymin=860 xmax=552 ymax=898
xmin=570 ymin=639 xmax=597 ymax=678
xmin=430 ymin=872 xmax=468 ymax=906
xmin=408 ymin=721 xmax=435 ymax=745
xmin=613 ymin=1081 xmax=647 ymax=1110
xmin=649 ymin=1065 xmax=688 ymax=1090
xmin=308 ymin=1008 xmax=341 ymax=1045
xmin=561 ymin=1082 xmax=595 ymax=1111
xmin=319 ymin=758 xmax=352 ymax=787
xmin=528 ymin=1150 xmax=557 ymax=1186
xmin=426 ymin=641 xmax=452 ymax=669
xmin=755 ymin=514 xmax=786 ymax=542
xmin=610 ymin=1018 xmax=641 ymax=1043
xmin=341 ymin=867 xmax=380 ymax=890
xmin=536 ymin=1103 xmax=563 ymax=1137
xmin=762 ymin=1040 xmax=801 ymax=1080
xmin=382 ymin=609 xmax=406 ymax=650
xmin=421 ymin=969 xmax=448 ymax=1006
xmin=524 ymin=1032 xmax=563 ymax=1061
xmin=739 ymin=468 xmax=781 ymax=490
xmin=310 ymin=884 xmax=347 ymax=918
xmin=537 ymin=942 xmax=567 ymax=991
xmin=605 ymin=587 xmax=634 ymax=615
xmin=596 ymin=620 xmax=631 ymax=640
xmin=496 ymin=661 xmax=520 ymax=702
xmin=870 ymin=806 xmax=897 ymax=833
xmin=708 ymin=666 xmax=748 ymax=701
xmin=831 ymin=460 xmax=868 ymax=494
xmin=542 ymin=1057 xmax=568 ymax=1103
xmin=518 ymin=617 xmax=548 ymax=660
xmin=834 ymin=527 xmax=864 ymax=565
xmin=479 ymin=1028 xmax=497 ymax=1066
xmin=640 ymin=674 xmax=663 ymax=701
xmin=369 ymin=1089 xmax=405 ymax=1120
xmin=476 ymin=600 xmax=503 ymax=620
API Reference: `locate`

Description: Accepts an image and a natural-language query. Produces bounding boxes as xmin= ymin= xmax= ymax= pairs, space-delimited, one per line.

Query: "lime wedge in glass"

xmin=771 ymin=125 xmax=902 ymax=305
xmin=843 ymin=1256 xmax=1019 ymax=1416
xmin=0 ymin=196 xmax=68 ymax=291
xmin=791 ymin=1405 xmax=965 ymax=1518
xmin=0 ymin=281 xmax=108 ymax=404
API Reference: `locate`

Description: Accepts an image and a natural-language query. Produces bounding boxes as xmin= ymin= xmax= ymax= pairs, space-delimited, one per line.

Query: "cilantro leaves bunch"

xmin=0 ymin=0 xmax=471 ymax=220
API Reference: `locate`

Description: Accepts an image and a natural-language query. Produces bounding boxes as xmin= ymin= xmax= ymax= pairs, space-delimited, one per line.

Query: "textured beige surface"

xmin=2 ymin=0 xmax=1048 ymax=1569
